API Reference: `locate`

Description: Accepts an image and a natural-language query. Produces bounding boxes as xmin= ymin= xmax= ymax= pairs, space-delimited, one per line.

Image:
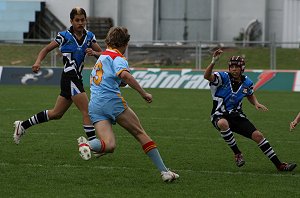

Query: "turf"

xmin=0 ymin=86 xmax=299 ymax=197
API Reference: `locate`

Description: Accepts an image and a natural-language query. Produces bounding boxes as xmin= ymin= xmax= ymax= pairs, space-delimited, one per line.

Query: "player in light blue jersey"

xmin=204 ymin=49 xmax=296 ymax=171
xmin=13 ymin=8 xmax=102 ymax=151
xmin=78 ymin=26 xmax=179 ymax=182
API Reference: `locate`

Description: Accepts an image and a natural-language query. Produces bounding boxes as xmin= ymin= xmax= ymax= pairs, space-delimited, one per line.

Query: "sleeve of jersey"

xmin=92 ymin=34 xmax=97 ymax=43
xmin=209 ymin=72 xmax=222 ymax=87
xmin=88 ymin=31 xmax=97 ymax=44
xmin=114 ymin=57 xmax=130 ymax=76
xmin=246 ymin=78 xmax=254 ymax=96
xmin=55 ymin=32 xmax=64 ymax=46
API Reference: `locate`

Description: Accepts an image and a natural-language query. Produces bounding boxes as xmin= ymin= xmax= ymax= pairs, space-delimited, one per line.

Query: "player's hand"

xmin=290 ymin=121 xmax=297 ymax=132
xmin=32 ymin=64 xmax=41 ymax=73
xmin=142 ymin=92 xmax=152 ymax=103
xmin=211 ymin=49 xmax=223 ymax=64
xmin=85 ymin=48 xmax=96 ymax=56
xmin=255 ymin=103 xmax=268 ymax=111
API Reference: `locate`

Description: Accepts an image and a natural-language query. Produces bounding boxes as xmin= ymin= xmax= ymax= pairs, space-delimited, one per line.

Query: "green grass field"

xmin=0 ymin=86 xmax=299 ymax=197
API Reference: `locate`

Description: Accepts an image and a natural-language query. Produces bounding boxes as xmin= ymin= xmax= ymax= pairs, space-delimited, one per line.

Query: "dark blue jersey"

xmin=55 ymin=26 xmax=97 ymax=79
xmin=209 ymin=71 xmax=254 ymax=118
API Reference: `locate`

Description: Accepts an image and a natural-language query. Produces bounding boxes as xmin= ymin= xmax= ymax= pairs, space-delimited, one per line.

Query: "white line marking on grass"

xmin=0 ymin=162 xmax=298 ymax=178
xmin=27 ymin=132 xmax=300 ymax=144
xmin=148 ymin=117 xmax=201 ymax=121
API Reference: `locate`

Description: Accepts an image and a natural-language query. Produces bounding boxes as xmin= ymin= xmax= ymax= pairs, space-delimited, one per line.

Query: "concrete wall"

xmin=44 ymin=0 xmax=89 ymax=29
xmin=216 ymin=0 xmax=266 ymax=41
xmin=4 ymin=0 xmax=299 ymax=44
xmin=266 ymin=0 xmax=284 ymax=42
xmin=282 ymin=0 xmax=300 ymax=47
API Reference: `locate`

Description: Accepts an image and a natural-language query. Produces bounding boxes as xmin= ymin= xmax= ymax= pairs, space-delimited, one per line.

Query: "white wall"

xmin=44 ymin=0 xmax=155 ymax=41
xmin=216 ymin=0 xmax=266 ymax=41
xmin=8 ymin=0 xmax=89 ymax=28
xmin=266 ymin=0 xmax=284 ymax=42
xmin=45 ymin=0 xmax=89 ymax=28
xmin=10 ymin=0 xmax=295 ymax=44
xmin=91 ymin=0 xmax=155 ymax=41
xmin=282 ymin=0 xmax=300 ymax=47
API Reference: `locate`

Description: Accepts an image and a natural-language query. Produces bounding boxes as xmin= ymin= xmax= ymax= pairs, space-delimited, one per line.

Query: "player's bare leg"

xmin=117 ymin=107 xmax=179 ymax=182
xmin=13 ymin=96 xmax=71 ymax=144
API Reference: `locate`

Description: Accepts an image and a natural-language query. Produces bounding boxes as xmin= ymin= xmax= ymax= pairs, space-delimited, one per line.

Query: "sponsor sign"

xmin=0 ymin=67 xmax=298 ymax=92
xmin=0 ymin=67 xmax=62 ymax=85
xmin=84 ymin=69 xmax=296 ymax=91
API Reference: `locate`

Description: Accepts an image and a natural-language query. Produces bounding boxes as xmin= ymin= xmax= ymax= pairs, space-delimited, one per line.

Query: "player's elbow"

xmin=204 ymin=74 xmax=213 ymax=82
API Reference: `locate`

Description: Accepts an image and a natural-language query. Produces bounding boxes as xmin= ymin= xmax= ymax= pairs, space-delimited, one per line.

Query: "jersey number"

xmin=91 ymin=62 xmax=103 ymax=85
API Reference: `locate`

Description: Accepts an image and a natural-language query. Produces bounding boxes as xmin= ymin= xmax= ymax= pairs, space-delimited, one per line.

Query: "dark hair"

xmin=105 ymin=26 xmax=130 ymax=48
xmin=70 ymin=7 xmax=87 ymax=19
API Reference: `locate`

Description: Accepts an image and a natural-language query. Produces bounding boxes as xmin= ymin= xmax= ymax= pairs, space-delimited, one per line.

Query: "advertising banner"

xmin=1 ymin=66 xmax=299 ymax=92
xmin=83 ymin=68 xmax=297 ymax=91
xmin=0 ymin=67 xmax=62 ymax=85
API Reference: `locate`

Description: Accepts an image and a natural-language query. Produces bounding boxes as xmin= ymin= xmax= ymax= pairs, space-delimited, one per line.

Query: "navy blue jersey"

xmin=209 ymin=71 xmax=254 ymax=118
xmin=55 ymin=26 xmax=97 ymax=79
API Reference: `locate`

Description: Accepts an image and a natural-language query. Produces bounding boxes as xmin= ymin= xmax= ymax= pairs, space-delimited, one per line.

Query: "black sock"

xmin=258 ymin=138 xmax=281 ymax=167
xmin=83 ymin=125 xmax=96 ymax=141
xmin=220 ymin=128 xmax=241 ymax=154
xmin=21 ymin=110 xmax=49 ymax=130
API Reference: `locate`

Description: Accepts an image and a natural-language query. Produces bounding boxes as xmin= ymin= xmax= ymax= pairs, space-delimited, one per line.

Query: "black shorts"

xmin=60 ymin=73 xmax=85 ymax=100
xmin=212 ymin=113 xmax=257 ymax=139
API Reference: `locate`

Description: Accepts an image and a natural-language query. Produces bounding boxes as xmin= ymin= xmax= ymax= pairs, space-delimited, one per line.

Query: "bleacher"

xmin=0 ymin=1 xmax=42 ymax=43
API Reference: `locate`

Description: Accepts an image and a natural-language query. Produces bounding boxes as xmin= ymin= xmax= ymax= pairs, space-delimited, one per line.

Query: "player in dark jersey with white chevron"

xmin=204 ymin=49 xmax=296 ymax=171
xmin=13 ymin=8 xmax=102 ymax=158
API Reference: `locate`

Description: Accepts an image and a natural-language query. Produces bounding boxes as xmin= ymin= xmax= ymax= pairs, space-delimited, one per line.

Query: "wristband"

xmin=211 ymin=56 xmax=219 ymax=64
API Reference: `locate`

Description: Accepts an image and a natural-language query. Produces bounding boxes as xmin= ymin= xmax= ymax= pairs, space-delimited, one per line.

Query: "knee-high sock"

xmin=88 ymin=138 xmax=105 ymax=153
xmin=258 ymin=138 xmax=281 ymax=167
xmin=143 ymin=141 xmax=168 ymax=172
xmin=21 ymin=110 xmax=49 ymax=130
xmin=83 ymin=125 xmax=96 ymax=141
xmin=220 ymin=128 xmax=241 ymax=154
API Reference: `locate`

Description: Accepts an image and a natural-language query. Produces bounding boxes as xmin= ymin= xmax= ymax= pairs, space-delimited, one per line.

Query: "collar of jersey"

xmin=106 ymin=47 xmax=124 ymax=57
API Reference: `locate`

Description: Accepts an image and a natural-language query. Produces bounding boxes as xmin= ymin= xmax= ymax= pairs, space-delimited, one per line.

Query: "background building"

xmin=0 ymin=0 xmax=299 ymax=47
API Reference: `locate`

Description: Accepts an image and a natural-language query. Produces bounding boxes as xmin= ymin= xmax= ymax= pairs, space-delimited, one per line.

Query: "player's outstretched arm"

xmin=204 ymin=49 xmax=223 ymax=82
xmin=32 ymin=41 xmax=59 ymax=73
xmin=119 ymin=70 xmax=152 ymax=103
xmin=247 ymin=94 xmax=268 ymax=111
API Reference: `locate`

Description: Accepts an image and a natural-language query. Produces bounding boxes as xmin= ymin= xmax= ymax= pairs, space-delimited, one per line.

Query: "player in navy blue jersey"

xmin=13 ymin=8 xmax=102 ymax=155
xmin=204 ymin=49 xmax=296 ymax=171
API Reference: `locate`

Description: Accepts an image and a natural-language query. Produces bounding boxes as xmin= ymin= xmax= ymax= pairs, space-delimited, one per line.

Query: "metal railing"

xmin=0 ymin=38 xmax=300 ymax=70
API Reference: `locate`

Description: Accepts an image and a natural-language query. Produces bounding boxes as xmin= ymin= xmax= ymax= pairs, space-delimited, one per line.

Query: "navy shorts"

xmin=60 ymin=73 xmax=85 ymax=100
xmin=212 ymin=113 xmax=257 ymax=139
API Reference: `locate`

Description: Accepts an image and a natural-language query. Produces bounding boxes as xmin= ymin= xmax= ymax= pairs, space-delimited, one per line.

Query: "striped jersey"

xmin=55 ymin=26 xmax=97 ymax=79
xmin=209 ymin=71 xmax=254 ymax=118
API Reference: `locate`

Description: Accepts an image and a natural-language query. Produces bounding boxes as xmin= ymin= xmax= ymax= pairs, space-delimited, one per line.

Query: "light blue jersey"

xmin=89 ymin=49 xmax=129 ymax=124
xmin=209 ymin=71 xmax=254 ymax=119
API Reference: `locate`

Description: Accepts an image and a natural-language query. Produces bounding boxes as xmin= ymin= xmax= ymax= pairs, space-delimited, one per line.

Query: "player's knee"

xmin=217 ymin=119 xmax=229 ymax=130
xmin=251 ymin=131 xmax=264 ymax=143
xmin=104 ymin=141 xmax=116 ymax=153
